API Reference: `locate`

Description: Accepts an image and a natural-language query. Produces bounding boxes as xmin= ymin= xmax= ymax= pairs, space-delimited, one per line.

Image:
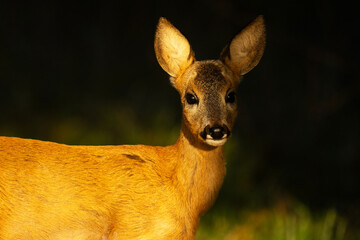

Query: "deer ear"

xmin=220 ymin=15 xmax=266 ymax=77
xmin=154 ymin=18 xmax=195 ymax=78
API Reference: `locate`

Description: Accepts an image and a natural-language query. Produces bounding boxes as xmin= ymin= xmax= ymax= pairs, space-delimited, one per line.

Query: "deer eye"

xmin=185 ymin=93 xmax=198 ymax=105
xmin=226 ymin=91 xmax=236 ymax=104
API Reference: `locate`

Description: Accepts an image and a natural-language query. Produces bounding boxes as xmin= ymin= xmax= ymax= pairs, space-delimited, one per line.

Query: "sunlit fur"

xmin=0 ymin=16 xmax=265 ymax=240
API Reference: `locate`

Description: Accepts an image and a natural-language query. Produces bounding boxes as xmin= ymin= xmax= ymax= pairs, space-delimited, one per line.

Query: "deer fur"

xmin=0 ymin=16 xmax=265 ymax=239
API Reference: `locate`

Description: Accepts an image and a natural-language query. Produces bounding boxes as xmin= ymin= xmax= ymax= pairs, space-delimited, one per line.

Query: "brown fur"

xmin=0 ymin=16 xmax=265 ymax=239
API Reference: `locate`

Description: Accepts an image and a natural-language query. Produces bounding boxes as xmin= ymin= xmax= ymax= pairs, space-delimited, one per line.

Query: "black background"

xmin=1 ymin=0 xmax=359 ymax=226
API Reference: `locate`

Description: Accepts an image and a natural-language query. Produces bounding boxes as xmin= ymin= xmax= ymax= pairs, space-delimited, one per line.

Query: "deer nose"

xmin=201 ymin=125 xmax=230 ymax=140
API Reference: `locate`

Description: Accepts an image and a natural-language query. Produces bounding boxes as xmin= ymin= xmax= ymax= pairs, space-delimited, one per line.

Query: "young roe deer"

xmin=0 ymin=16 xmax=265 ymax=239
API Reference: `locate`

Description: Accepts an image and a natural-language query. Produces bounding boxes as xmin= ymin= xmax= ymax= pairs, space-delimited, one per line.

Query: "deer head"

xmin=155 ymin=16 xmax=265 ymax=148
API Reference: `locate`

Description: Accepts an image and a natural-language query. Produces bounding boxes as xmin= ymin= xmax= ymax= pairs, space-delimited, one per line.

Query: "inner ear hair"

xmin=154 ymin=18 xmax=195 ymax=78
xmin=220 ymin=15 xmax=266 ymax=77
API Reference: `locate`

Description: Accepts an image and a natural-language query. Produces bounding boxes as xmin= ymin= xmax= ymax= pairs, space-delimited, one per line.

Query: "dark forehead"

xmin=194 ymin=62 xmax=225 ymax=89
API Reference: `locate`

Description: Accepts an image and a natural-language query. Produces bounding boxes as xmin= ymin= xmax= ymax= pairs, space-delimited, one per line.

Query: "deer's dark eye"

xmin=185 ymin=93 xmax=198 ymax=105
xmin=226 ymin=92 xmax=236 ymax=104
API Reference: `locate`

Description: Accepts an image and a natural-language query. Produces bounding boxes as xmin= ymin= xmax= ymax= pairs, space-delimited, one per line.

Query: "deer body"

xmin=0 ymin=131 xmax=224 ymax=239
xmin=0 ymin=16 xmax=265 ymax=239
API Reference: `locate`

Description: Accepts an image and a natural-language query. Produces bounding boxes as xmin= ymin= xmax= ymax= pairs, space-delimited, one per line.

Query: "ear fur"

xmin=154 ymin=18 xmax=195 ymax=79
xmin=220 ymin=15 xmax=266 ymax=77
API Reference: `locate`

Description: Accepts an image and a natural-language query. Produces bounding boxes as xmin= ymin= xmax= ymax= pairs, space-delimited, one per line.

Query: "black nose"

xmin=210 ymin=126 xmax=226 ymax=140
xmin=201 ymin=125 xmax=230 ymax=140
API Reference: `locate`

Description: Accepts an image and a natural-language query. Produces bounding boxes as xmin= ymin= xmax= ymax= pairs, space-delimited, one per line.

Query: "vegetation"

xmin=197 ymin=200 xmax=353 ymax=240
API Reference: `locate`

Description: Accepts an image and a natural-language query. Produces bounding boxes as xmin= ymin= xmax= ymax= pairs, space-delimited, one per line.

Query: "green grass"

xmin=196 ymin=200 xmax=352 ymax=240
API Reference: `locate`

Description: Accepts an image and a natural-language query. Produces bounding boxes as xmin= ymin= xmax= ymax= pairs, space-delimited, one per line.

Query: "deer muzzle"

xmin=200 ymin=124 xmax=230 ymax=147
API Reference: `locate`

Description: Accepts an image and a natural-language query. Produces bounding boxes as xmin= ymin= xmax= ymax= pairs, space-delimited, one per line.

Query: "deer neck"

xmin=172 ymin=120 xmax=226 ymax=217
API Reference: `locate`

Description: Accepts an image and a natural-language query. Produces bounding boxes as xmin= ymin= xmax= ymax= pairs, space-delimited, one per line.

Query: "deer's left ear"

xmin=154 ymin=18 xmax=195 ymax=78
xmin=220 ymin=15 xmax=266 ymax=77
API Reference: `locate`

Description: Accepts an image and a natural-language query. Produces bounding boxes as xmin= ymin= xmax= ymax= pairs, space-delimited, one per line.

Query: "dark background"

xmin=0 ymin=0 xmax=359 ymax=227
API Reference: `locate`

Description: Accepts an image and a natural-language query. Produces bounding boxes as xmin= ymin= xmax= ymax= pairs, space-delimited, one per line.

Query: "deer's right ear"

xmin=154 ymin=18 xmax=195 ymax=79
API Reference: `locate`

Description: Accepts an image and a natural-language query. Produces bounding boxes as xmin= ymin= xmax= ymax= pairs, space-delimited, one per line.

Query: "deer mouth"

xmin=204 ymin=135 xmax=228 ymax=146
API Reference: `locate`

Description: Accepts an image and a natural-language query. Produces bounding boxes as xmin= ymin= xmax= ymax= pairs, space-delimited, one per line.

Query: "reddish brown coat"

xmin=0 ymin=16 xmax=265 ymax=239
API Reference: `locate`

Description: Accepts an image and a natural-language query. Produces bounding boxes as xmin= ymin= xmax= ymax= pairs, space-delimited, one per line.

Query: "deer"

xmin=0 ymin=16 xmax=265 ymax=240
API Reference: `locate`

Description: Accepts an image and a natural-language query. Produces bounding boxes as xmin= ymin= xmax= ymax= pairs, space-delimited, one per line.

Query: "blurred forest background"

xmin=0 ymin=0 xmax=359 ymax=239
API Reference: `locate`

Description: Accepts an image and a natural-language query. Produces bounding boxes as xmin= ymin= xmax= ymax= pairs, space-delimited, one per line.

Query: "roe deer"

xmin=0 ymin=16 xmax=265 ymax=239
